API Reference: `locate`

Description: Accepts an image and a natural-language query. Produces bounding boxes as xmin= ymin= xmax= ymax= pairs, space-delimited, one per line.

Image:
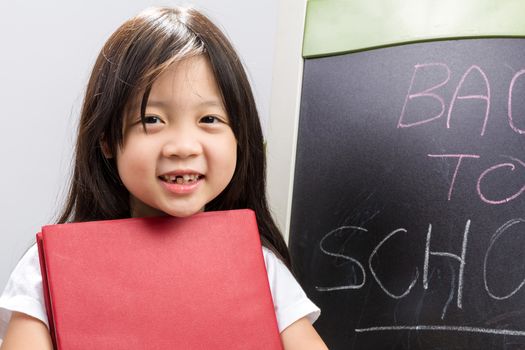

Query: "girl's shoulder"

xmin=261 ymin=246 xmax=295 ymax=282
xmin=2 ymin=243 xmax=42 ymax=291
xmin=0 ymin=243 xmax=48 ymax=340
xmin=261 ymin=246 xmax=321 ymax=332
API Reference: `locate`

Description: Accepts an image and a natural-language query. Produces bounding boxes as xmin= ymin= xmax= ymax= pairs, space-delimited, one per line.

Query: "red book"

xmin=36 ymin=209 xmax=283 ymax=349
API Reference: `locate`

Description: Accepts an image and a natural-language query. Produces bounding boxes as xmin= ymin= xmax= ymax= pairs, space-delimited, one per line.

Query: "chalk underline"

xmin=355 ymin=325 xmax=525 ymax=336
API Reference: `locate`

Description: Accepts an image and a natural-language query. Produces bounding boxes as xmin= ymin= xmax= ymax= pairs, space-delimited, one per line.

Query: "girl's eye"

xmin=142 ymin=115 xmax=163 ymax=124
xmin=200 ymin=115 xmax=221 ymax=124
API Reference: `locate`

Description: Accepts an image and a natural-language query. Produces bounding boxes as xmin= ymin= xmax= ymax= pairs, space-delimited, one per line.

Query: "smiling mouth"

xmin=159 ymin=174 xmax=202 ymax=185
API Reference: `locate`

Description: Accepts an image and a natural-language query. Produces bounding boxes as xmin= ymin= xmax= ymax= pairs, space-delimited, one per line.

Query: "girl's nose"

xmin=161 ymin=132 xmax=203 ymax=159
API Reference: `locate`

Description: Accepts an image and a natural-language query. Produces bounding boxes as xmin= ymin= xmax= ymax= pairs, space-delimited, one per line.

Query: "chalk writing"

xmin=318 ymin=220 xmax=470 ymax=303
xmin=352 ymin=61 xmax=525 ymax=340
xmin=316 ymin=226 xmax=368 ymax=291
xmin=319 ymin=218 xmax=525 ymax=334
xmin=447 ymin=65 xmax=490 ymax=136
xmin=369 ymin=228 xmax=419 ymax=299
xmin=354 ymin=325 xmax=525 ymax=336
xmin=398 ymin=62 xmax=525 ymax=136
xmin=508 ymin=69 xmax=525 ymax=134
xmin=423 ymin=220 xmax=470 ymax=310
xmin=477 ymin=156 xmax=525 ymax=205
xmin=441 ymin=268 xmax=455 ymax=320
xmin=484 ymin=218 xmax=525 ymax=300
xmin=398 ymin=63 xmax=450 ymax=128
xmin=427 ymin=154 xmax=480 ymax=201
xmin=426 ymin=155 xmax=525 ymax=204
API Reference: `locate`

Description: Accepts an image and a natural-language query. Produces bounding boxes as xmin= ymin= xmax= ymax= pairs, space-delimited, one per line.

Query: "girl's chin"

xmin=130 ymin=197 xmax=205 ymax=218
xmin=159 ymin=206 xmax=206 ymax=218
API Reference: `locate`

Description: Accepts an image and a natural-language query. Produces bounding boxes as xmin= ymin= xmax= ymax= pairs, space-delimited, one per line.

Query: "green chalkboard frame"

xmin=303 ymin=0 xmax=525 ymax=57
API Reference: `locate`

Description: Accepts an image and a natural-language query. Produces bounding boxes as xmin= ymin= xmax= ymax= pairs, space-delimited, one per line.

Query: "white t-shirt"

xmin=0 ymin=244 xmax=320 ymax=340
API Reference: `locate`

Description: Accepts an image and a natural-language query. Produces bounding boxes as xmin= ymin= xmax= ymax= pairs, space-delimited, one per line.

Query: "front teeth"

xmin=161 ymin=174 xmax=200 ymax=184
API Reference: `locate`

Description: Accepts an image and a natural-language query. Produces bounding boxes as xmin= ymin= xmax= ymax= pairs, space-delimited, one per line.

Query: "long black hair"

xmin=57 ymin=6 xmax=291 ymax=268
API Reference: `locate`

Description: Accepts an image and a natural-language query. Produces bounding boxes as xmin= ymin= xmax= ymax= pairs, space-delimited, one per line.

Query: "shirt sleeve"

xmin=262 ymin=247 xmax=321 ymax=333
xmin=0 ymin=244 xmax=49 ymax=340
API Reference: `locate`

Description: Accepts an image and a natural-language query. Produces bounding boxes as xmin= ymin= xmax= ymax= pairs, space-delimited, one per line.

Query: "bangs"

xmin=135 ymin=48 xmax=206 ymax=132
xmin=105 ymin=6 xmax=206 ymax=144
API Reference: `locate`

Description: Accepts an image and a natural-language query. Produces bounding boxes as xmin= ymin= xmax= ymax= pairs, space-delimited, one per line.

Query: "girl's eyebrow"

xmin=196 ymin=100 xmax=224 ymax=108
xmin=145 ymin=99 xmax=225 ymax=109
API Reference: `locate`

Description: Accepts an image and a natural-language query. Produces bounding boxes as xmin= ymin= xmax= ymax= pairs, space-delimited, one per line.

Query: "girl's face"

xmin=116 ymin=55 xmax=237 ymax=218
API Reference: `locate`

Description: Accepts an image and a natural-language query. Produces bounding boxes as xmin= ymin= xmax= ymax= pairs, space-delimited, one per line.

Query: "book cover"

xmin=37 ymin=209 xmax=282 ymax=349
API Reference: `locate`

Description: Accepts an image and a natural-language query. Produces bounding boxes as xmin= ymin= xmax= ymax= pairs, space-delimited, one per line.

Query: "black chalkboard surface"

xmin=290 ymin=39 xmax=525 ymax=350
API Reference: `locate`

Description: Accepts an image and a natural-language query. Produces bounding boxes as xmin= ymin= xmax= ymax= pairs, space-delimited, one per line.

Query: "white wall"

xmin=0 ymin=1 xmax=278 ymax=290
xmin=266 ymin=0 xmax=307 ymax=242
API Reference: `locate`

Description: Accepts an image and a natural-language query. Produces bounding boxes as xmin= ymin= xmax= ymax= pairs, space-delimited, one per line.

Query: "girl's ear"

xmin=100 ymin=140 xmax=113 ymax=159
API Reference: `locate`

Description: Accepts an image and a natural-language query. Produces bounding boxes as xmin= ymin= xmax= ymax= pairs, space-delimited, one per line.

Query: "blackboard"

xmin=290 ymin=39 xmax=525 ymax=350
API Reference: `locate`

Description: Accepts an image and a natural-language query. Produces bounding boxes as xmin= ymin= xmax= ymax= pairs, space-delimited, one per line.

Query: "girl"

xmin=0 ymin=6 xmax=327 ymax=350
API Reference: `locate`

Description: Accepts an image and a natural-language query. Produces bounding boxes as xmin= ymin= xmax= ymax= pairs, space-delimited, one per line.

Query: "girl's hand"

xmin=280 ymin=316 xmax=329 ymax=350
xmin=0 ymin=312 xmax=53 ymax=350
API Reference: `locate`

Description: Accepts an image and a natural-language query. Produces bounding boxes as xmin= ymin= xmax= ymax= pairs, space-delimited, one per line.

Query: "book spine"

xmin=36 ymin=232 xmax=58 ymax=350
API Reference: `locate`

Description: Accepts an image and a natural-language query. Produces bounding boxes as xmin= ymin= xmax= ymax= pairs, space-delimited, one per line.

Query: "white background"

xmin=0 ymin=0 xmax=279 ymax=290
